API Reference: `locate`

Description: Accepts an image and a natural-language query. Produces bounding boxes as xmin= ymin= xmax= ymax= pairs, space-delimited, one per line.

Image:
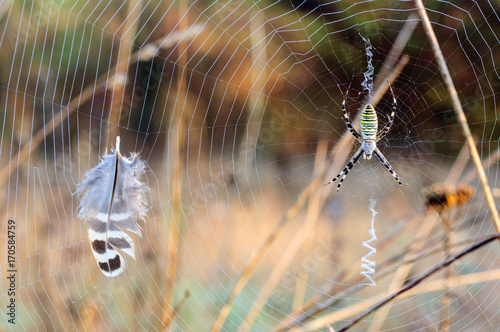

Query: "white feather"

xmin=76 ymin=136 xmax=148 ymax=277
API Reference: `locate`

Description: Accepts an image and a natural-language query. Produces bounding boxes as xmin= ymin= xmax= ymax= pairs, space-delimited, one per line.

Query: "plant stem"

xmin=336 ymin=233 xmax=500 ymax=332
xmin=413 ymin=0 xmax=500 ymax=240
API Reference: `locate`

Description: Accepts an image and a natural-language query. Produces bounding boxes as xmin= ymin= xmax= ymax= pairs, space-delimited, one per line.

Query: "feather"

xmin=76 ymin=136 xmax=148 ymax=277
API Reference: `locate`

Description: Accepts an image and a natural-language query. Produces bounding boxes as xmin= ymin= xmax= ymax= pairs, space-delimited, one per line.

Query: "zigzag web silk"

xmin=360 ymin=34 xmax=374 ymax=99
xmin=360 ymin=198 xmax=378 ymax=287
xmin=360 ymin=35 xmax=377 ymax=286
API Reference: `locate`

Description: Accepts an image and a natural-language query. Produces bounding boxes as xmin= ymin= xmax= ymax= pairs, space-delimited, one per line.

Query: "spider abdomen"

xmin=360 ymin=105 xmax=378 ymax=141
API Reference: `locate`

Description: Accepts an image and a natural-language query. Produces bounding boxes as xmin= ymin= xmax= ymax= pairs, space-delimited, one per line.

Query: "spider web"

xmin=1 ymin=0 xmax=500 ymax=331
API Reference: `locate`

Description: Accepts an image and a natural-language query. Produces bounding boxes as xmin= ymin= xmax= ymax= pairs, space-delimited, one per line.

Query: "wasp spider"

xmin=326 ymin=83 xmax=402 ymax=194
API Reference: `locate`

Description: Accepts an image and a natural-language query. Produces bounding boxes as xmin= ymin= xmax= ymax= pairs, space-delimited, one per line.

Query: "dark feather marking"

xmin=99 ymin=255 xmax=121 ymax=272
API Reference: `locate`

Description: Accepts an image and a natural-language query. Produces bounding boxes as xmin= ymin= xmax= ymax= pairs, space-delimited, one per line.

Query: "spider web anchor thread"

xmin=360 ymin=198 xmax=378 ymax=287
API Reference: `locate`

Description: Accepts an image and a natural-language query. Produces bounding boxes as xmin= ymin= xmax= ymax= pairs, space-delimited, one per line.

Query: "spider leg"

xmin=339 ymin=85 xmax=362 ymax=141
xmin=376 ymin=81 xmax=397 ymax=140
xmin=373 ymin=148 xmax=402 ymax=187
xmin=324 ymin=147 xmax=364 ymax=195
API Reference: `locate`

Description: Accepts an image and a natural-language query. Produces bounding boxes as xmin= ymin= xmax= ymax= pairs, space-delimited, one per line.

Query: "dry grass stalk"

xmin=210 ymin=160 xmax=328 ymax=331
xmin=440 ymin=225 xmax=452 ymax=332
xmin=0 ymin=81 xmax=97 ymax=187
xmin=0 ymin=24 xmax=202 ymax=188
xmin=105 ymin=0 xmax=142 ymax=144
xmin=335 ymin=233 xmax=500 ymax=332
xmin=405 ymin=268 xmax=500 ymax=294
xmin=291 ymin=145 xmax=332 ymax=310
xmin=210 ymin=122 xmax=361 ymax=330
xmin=366 ymin=213 xmax=438 ymax=332
xmin=424 ymin=185 xmax=474 ymax=331
xmin=444 ymin=139 xmax=470 ymax=185
xmin=295 ymin=234 xmax=500 ymax=332
xmin=160 ymin=289 xmax=190 ymax=328
xmin=368 ymin=141 xmax=472 ymax=331
xmin=463 ymin=145 xmax=500 ymax=184
xmin=236 ymin=9 xmax=268 ymax=178
xmin=279 ymin=224 xmax=488 ymax=330
xmin=414 ymin=0 xmax=500 ymax=239
xmin=293 ymin=263 xmax=499 ymax=331
xmin=273 ymin=211 xmax=427 ymax=331
xmin=79 ymin=302 xmax=102 ymax=331
xmin=161 ymin=2 xmax=189 ymax=329
xmin=238 ymin=141 xmax=328 ymax=331
xmin=292 ymin=220 xmax=315 ymax=310
xmin=373 ymin=12 xmax=417 ymax=90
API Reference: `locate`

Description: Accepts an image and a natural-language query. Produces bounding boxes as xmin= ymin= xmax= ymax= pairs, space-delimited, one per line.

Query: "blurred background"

xmin=1 ymin=0 xmax=500 ymax=331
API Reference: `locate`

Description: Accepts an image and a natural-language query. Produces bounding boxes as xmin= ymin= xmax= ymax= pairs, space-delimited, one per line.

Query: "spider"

xmin=325 ymin=82 xmax=402 ymax=194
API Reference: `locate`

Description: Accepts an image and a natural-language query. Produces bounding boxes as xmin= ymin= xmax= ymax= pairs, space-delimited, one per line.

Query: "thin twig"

xmin=292 ymin=252 xmax=500 ymax=332
xmin=439 ymin=213 xmax=453 ymax=332
xmin=336 ymin=233 xmax=500 ymax=332
xmin=414 ymin=0 xmax=500 ymax=239
xmin=366 ymin=213 xmax=437 ymax=332
xmin=174 ymin=290 xmax=190 ymax=313
xmin=281 ymin=209 xmax=500 ymax=331
xmin=161 ymin=289 xmax=191 ymax=329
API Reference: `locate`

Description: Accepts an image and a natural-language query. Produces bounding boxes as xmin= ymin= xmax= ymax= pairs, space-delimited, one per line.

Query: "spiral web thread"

xmin=1 ymin=1 xmax=500 ymax=331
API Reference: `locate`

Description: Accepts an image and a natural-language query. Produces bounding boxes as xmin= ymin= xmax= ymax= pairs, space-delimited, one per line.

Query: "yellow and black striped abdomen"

xmin=360 ymin=104 xmax=377 ymax=141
